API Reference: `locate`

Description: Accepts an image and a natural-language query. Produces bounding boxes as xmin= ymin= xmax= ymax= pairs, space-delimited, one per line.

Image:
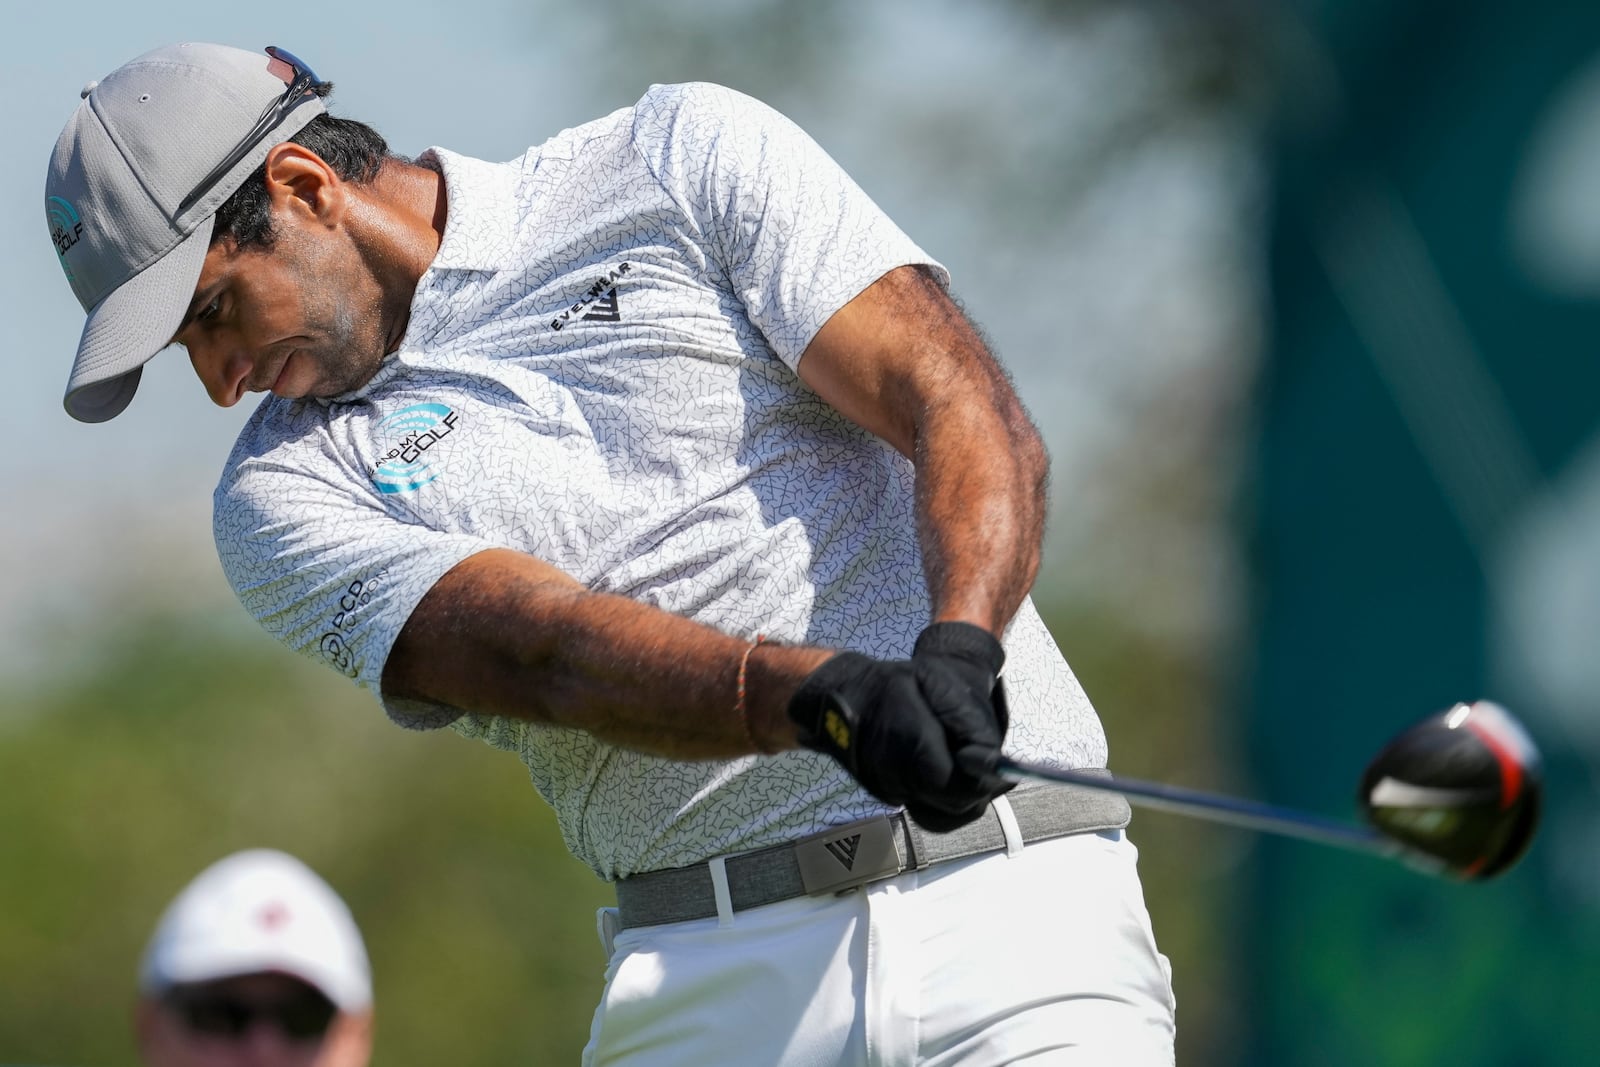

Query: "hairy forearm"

xmin=383 ymin=549 xmax=832 ymax=759
xmin=913 ymin=383 xmax=1049 ymax=635
xmin=794 ymin=265 xmax=1050 ymax=639
xmin=897 ymin=280 xmax=1049 ymax=635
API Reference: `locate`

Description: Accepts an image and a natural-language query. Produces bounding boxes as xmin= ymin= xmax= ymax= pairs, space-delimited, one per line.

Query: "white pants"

xmin=583 ymin=829 xmax=1176 ymax=1066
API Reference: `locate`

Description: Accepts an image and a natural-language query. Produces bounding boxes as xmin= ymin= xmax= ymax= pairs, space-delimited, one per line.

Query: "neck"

xmin=346 ymin=157 xmax=448 ymax=355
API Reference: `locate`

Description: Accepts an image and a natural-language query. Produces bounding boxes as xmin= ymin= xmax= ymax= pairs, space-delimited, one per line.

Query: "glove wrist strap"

xmin=914 ymin=621 xmax=1005 ymax=673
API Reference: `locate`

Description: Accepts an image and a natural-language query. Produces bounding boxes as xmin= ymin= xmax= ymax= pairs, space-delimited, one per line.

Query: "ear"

xmin=262 ymin=142 xmax=347 ymax=228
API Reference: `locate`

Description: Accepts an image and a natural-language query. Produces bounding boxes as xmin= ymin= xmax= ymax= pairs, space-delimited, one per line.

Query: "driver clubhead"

xmin=1358 ymin=701 xmax=1543 ymax=880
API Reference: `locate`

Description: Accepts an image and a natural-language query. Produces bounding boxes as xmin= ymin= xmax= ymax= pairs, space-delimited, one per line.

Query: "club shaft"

xmin=997 ymin=757 xmax=1399 ymax=857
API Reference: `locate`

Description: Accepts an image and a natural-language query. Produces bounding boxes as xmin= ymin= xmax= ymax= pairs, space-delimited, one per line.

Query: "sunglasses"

xmin=165 ymin=986 xmax=338 ymax=1041
xmin=177 ymin=45 xmax=329 ymax=215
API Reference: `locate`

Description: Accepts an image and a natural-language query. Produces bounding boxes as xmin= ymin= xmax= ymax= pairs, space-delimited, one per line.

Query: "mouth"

xmin=257 ymin=349 xmax=297 ymax=397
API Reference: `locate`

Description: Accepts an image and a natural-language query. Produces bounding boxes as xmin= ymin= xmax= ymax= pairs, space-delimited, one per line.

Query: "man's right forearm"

xmin=382 ymin=547 xmax=832 ymax=759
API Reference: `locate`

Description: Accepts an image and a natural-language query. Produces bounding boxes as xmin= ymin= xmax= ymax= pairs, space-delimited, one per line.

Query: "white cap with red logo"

xmin=139 ymin=849 xmax=372 ymax=1012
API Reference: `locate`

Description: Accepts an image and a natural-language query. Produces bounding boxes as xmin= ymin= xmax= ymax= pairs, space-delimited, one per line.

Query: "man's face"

xmin=136 ymin=973 xmax=372 ymax=1067
xmin=173 ymin=213 xmax=393 ymax=409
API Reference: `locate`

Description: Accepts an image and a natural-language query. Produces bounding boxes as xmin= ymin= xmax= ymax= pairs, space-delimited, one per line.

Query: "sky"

xmin=0 ymin=0 xmax=1260 ymax=681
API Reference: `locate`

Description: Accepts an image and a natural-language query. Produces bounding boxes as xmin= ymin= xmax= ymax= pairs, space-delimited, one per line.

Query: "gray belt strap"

xmin=614 ymin=779 xmax=1130 ymax=930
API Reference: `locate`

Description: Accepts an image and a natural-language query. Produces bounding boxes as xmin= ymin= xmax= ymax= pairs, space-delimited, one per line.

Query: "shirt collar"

xmin=420 ymin=147 xmax=520 ymax=273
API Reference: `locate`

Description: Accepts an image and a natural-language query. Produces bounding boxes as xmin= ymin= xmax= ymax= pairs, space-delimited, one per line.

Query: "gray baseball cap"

xmin=46 ymin=43 xmax=326 ymax=423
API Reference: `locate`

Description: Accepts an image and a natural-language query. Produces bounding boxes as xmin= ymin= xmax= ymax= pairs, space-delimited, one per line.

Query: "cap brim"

xmin=149 ymin=949 xmax=368 ymax=1012
xmin=64 ymin=215 xmax=214 ymax=423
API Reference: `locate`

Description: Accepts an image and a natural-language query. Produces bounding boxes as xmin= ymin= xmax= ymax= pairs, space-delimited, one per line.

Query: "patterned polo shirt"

xmin=213 ymin=82 xmax=1111 ymax=878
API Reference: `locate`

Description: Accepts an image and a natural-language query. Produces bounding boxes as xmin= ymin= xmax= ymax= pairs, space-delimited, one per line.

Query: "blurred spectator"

xmin=133 ymin=850 xmax=373 ymax=1067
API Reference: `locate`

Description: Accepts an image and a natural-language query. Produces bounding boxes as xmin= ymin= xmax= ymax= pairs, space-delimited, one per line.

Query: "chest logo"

xmin=550 ymin=261 xmax=632 ymax=330
xmin=369 ymin=403 xmax=460 ymax=495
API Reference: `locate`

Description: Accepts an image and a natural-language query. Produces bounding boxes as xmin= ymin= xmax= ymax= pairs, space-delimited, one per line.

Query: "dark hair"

xmin=212 ymin=86 xmax=394 ymax=250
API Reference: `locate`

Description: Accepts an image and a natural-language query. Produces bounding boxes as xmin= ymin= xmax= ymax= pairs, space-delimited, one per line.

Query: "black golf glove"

xmin=787 ymin=622 xmax=1014 ymax=833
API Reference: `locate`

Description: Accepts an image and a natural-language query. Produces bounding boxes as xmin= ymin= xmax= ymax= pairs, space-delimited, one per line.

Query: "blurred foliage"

xmin=0 ymin=611 xmax=612 ymax=1066
xmin=1245 ymin=1 xmax=1600 ymax=1062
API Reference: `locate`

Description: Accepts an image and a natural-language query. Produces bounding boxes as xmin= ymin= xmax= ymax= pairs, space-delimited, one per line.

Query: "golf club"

xmin=997 ymin=700 xmax=1542 ymax=880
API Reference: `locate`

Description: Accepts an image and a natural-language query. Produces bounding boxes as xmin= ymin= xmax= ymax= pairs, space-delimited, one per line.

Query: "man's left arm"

xmin=795 ymin=263 xmax=1048 ymax=638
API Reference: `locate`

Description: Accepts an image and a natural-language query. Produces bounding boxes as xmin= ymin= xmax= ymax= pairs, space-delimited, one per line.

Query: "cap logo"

xmin=47 ymin=195 xmax=85 ymax=281
xmin=257 ymin=900 xmax=292 ymax=931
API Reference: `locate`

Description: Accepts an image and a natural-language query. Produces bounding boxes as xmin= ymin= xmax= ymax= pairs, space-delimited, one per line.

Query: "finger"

xmin=953 ymin=742 xmax=1001 ymax=780
xmin=869 ymin=671 xmax=955 ymax=797
xmin=913 ymin=659 xmax=1002 ymax=748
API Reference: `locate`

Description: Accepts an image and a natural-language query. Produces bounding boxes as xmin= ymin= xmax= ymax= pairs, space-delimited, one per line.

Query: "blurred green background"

xmin=4 ymin=1 xmax=1598 ymax=1064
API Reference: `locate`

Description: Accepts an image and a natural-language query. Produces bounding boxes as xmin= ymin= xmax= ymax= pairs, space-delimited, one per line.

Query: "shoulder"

xmin=634 ymin=81 xmax=777 ymax=117
xmin=628 ymin=83 xmax=825 ymax=205
xmin=213 ymin=399 xmax=353 ymax=511
xmin=631 ymin=81 xmax=797 ymax=149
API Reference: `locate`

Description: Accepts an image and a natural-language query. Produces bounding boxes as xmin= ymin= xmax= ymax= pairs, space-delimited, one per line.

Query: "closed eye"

xmin=170 ymin=290 xmax=224 ymax=348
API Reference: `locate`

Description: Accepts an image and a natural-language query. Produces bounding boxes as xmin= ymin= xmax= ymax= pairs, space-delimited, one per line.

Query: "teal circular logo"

xmin=370 ymin=403 xmax=459 ymax=494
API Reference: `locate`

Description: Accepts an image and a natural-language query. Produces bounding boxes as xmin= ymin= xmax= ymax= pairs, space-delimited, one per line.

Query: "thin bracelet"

xmin=736 ymin=634 xmax=768 ymax=754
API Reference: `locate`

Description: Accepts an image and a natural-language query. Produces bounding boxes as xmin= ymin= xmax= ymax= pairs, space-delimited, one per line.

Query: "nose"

xmin=186 ymin=339 xmax=254 ymax=407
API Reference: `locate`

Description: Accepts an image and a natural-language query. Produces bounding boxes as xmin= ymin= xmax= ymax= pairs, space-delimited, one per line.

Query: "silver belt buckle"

xmin=794 ymin=815 xmax=905 ymax=895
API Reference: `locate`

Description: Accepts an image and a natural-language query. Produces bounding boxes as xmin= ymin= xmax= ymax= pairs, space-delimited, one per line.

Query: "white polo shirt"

xmin=213 ymin=83 xmax=1111 ymax=879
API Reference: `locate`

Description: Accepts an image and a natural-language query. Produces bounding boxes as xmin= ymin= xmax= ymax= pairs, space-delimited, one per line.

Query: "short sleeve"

xmin=631 ymin=82 xmax=948 ymax=369
xmin=213 ymin=450 xmax=495 ymax=730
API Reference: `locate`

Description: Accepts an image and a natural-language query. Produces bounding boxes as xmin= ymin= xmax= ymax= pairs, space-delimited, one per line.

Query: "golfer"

xmin=47 ymin=43 xmax=1175 ymax=1064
